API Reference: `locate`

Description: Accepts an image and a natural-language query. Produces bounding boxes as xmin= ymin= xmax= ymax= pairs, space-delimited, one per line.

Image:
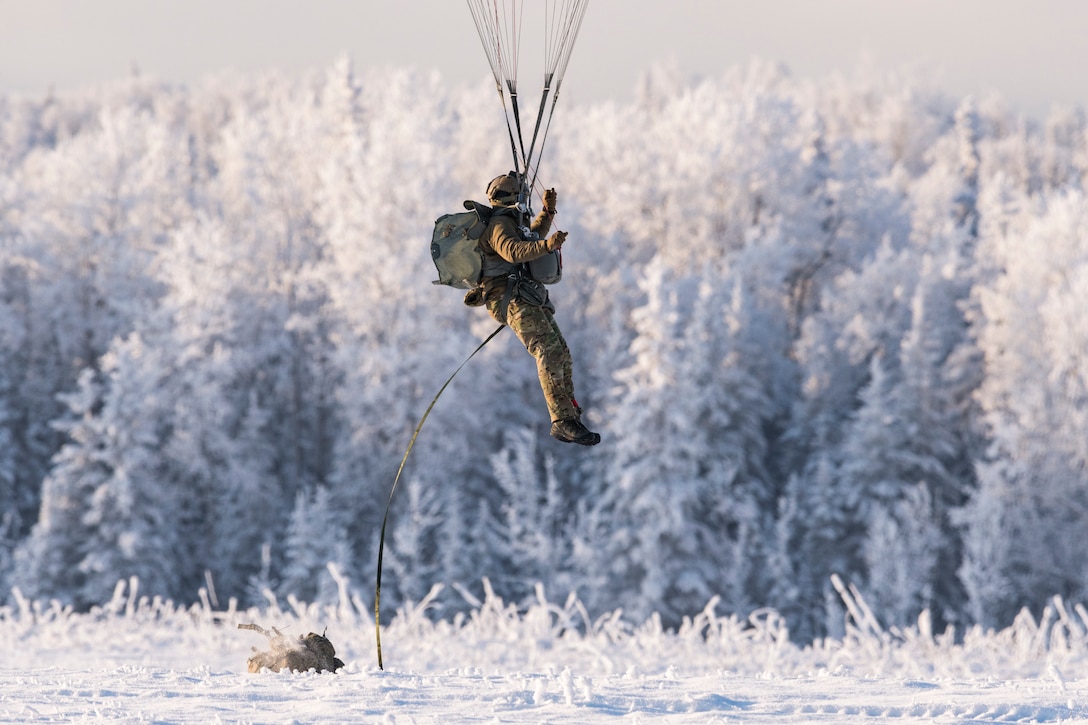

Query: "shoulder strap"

xmin=462 ymin=200 xmax=492 ymax=239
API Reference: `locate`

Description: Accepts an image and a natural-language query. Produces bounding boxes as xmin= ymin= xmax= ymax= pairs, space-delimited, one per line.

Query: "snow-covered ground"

xmin=7 ymin=665 xmax=1085 ymax=723
xmin=3 ymin=578 xmax=1088 ymax=723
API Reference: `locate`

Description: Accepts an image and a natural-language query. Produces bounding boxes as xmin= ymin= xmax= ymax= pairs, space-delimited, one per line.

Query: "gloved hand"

xmin=542 ymin=188 xmax=557 ymax=215
xmin=463 ymin=287 xmax=485 ymax=307
xmin=546 ymin=230 xmax=567 ymax=252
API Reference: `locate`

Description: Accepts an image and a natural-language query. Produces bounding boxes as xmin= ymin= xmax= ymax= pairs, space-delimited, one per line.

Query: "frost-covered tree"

xmin=12 ymin=336 xmax=181 ymax=608
xmin=864 ymin=483 xmax=941 ymax=626
xmin=599 ymin=259 xmax=775 ymax=624
xmin=64 ymin=336 xmax=181 ymax=606
xmin=487 ymin=428 xmax=579 ymax=603
xmin=0 ymin=85 xmax=189 ymax=567
xmin=834 ymin=245 xmax=976 ymax=629
xmin=960 ymin=191 xmax=1088 ymax=625
xmin=279 ymin=486 xmax=355 ymax=605
xmin=9 ymin=370 xmax=104 ymax=604
xmin=1041 ymin=106 xmax=1086 ymax=190
xmin=386 ymin=475 xmax=445 ymax=606
xmin=776 ymin=455 xmax=844 ymax=640
xmin=0 ymin=362 xmax=20 ymax=589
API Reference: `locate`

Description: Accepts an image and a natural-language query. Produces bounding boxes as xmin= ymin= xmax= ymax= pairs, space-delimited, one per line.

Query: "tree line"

xmin=1 ymin=57 xmax=1086 ymax=640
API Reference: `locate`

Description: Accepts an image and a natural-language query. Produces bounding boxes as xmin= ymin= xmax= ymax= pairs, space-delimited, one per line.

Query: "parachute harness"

xmin=375 ymin=0 xmax=588 ymax=670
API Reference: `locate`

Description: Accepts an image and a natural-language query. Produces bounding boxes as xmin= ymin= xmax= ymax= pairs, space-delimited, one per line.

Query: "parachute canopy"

xmin=466 ymin=0 xmax=589 ymax=206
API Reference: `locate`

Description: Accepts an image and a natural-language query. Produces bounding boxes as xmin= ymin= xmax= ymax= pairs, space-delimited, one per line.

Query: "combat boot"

xmin=550 ymin=418 xmax=601 ymax=446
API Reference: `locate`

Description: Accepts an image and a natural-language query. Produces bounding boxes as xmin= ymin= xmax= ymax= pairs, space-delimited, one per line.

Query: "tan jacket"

xmin=480 ymin=208 xmax=555 ymax=298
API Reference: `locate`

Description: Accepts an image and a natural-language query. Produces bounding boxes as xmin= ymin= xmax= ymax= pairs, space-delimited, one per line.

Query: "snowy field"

xmin=3 ymin=579 xmax=1088 ymax=723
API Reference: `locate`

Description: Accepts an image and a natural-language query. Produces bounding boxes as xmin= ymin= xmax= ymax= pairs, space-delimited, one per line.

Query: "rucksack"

xmin=431 ymin=201 xmax=491 ymax=290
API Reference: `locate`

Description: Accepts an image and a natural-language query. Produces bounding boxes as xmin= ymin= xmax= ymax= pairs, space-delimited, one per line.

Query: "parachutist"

xmin=476 ymin=172 xmax=600 ymax=446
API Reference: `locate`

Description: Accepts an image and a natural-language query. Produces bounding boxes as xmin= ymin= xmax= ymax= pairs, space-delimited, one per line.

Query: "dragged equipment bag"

xmin=431 ymin=201 xmax=492 ymax=289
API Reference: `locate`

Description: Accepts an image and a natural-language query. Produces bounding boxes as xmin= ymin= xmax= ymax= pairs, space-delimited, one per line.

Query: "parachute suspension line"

xmin=523 ymin=80 xmax=553 ymax=187
xmin=529 ymin=0 xmax=589 ymax=194
xmin=467 ymin=0 xmax=527 ymax=169
xmin=466 ymin=0 xmax=502 ymax=89
xmin=500 ymin=2 xmax=529 ymax=166
xmin=527 ymin=86 xmax=561 ymax=196
xmin=374 ymin=324 xmax=506 ymax=670
xmin=504 ymin=0 xmax=535 ymax=186
xmin=465 ymin=3 xmax=520 ymax=171
xmin=546 ymin=0 xmax=589 ymax=86
xmin=499 ymin=86 xmax=523 ymax=177
xmin=467 ymin=0 xmax=589 ymax=184
xmin=492 ymin=46 xmax=524 ymax=175
xmin=524 ymin=0 xmax=588 ymax=192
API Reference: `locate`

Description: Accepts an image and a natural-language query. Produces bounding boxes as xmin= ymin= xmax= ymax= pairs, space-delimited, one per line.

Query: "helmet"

xmin=487 ymin=172 xmax=522 ymax=208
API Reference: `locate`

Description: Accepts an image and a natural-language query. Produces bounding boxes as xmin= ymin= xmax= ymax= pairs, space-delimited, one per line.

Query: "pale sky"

xmin=2 ymin=0 xmax=1084 ymax=121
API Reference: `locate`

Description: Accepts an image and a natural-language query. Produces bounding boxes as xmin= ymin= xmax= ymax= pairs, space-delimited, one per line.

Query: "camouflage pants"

xmin=487 ymin=295 xmax=579 ymax=422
